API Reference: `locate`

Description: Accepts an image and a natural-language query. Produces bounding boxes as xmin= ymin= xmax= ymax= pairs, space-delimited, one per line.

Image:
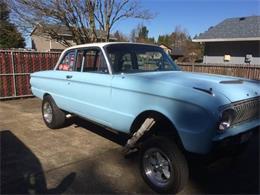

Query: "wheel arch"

xmin=130 ymin=110 xmax=185 ymax=151
xmin=42 ymin=93 xmax=66 ymax=113
xmin=43 ymin=93 xmax=51 ymax=99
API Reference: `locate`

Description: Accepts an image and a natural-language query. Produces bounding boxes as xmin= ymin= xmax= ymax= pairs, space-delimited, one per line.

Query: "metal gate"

xmin=0 ymin=50 xmax=61 ymax=99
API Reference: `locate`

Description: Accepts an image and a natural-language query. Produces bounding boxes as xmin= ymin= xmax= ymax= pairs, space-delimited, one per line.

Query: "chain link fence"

xmin=0 ymin=51 xmax=60 ymax=99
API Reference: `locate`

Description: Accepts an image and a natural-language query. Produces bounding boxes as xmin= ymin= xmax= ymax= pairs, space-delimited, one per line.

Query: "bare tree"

xmin=114 ymin=30 xmax=128 ymax=42
xmin=8 ymin=0 xmax=95 ymax=45
xmin=7 ymin=0 xmax=154 ymax=45
xmin=94 ymin=0 xmax=154 ymax=41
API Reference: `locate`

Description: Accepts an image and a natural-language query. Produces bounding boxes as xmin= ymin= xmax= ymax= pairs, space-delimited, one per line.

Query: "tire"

xmin=139 ymin=136 xmax=189 ymax=194
xmin=42 ymin=95 xmax=66 ymax=129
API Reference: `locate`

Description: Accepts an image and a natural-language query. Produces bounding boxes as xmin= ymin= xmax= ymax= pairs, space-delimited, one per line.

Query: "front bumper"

xmin=210 ymin=118 xmax=259 ymax=157
xmin=186 ymin=128 xmax=258 ymax=164
xmin=212 ymin=130 xmax=255 ymax=153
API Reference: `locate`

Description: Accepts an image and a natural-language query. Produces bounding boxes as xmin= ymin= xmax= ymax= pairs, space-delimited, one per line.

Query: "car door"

xmin=65 ymin=47 xmax=113 ymax=126
xmin=49 ymin=49 xmax=77 ymax=111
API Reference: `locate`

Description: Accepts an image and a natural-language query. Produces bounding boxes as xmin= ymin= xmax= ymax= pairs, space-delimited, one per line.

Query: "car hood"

xmin=129 ymin=71 xmax=260 ymax=102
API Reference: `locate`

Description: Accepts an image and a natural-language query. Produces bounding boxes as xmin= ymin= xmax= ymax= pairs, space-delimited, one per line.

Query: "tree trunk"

xmin=87 ymin=0 xmax=97 ymax=42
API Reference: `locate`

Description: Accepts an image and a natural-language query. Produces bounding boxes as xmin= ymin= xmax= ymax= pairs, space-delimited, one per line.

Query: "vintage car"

xmin=30 ymin=42 xmax=260 ymax=193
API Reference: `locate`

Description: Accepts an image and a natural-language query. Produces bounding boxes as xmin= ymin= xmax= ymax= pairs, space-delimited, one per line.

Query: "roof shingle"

xmin=194 ymin=16 xmax=260 ymax=42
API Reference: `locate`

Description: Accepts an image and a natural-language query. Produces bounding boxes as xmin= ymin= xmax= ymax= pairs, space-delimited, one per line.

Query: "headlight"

xmin=218 ymin=108 xmax=236 ymax=131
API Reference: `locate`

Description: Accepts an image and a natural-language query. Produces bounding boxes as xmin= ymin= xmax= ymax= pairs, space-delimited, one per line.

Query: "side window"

xmin=58 ymin=51 xmax=75 ymax=71
xmin=75 ymin=50 xmax=85 ymax=72
xmin=82 ymin=49 xmax=108 ymax=74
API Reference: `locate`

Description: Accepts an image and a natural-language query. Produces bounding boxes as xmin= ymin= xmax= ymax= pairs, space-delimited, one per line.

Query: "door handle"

xmin=66 ymin=75 xmax=73 ymax=79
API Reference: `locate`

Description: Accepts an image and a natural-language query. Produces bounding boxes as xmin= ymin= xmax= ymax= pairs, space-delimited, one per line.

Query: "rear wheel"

xmin=139 ymin=136 xmax=189 ymax=194
xmin=42 ymin=95 xmax=66 ymax=129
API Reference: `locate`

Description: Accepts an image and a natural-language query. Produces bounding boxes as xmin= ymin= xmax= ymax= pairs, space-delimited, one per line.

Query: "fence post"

xmin=192 ymin=63 xmax=194 ymax=72
xmin=11 ymin=51 xmax=17 ymax=97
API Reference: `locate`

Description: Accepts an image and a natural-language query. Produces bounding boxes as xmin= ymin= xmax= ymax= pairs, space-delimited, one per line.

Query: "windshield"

xmin=105 ymin=44 xmax=180 ymax=74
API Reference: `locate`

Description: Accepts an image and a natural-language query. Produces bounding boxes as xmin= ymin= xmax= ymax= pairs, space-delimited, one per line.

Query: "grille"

xmin=232 ymin=96 xmax=260 ymax=125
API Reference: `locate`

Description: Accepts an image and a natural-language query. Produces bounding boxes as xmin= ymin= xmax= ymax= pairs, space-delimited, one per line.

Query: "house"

xmin=160 ymin=44 xmax=172 ymax=54
xmin=30 ymin=24 xmax=117 ymax=52
xmin=170 ymin=47 xmax=184 ymax=60
xmin=159 ymin=44 xmax=184 ymax=60
xmin=193 ymin=16 xmax=260 ymax=65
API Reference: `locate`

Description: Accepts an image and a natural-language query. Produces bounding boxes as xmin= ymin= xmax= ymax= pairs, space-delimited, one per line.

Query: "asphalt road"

xmin=0 ymin=98 xmax=259 ymax=194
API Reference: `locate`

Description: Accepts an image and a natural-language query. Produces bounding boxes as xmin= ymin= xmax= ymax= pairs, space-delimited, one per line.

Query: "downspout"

xmin=49 ymin=39 xmax=52 ymax=52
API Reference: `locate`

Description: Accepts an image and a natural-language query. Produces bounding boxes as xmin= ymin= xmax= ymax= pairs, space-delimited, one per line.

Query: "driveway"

xmin=0 ymin=98 xmax=259 ymax=194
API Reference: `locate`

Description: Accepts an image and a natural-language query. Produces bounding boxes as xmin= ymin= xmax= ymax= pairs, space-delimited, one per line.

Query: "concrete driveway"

xmin=0 ymin=98 xmax=259 ymax=194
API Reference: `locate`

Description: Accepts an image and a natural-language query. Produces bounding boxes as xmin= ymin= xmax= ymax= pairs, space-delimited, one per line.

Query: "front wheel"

xmin=139 ymin=137 xmax=189 ymax=194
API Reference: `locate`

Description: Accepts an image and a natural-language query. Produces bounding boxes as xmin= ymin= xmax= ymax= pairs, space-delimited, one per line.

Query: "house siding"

xmin=203 ymin=41 xmax=260 ymax=64
xmin=31 ymin=35 xmax=52 ymax=52
xmin=31 ymin=35 xmax=76 ymax=52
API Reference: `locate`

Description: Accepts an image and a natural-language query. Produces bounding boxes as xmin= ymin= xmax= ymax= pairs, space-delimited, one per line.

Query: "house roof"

xmin=159 ymin=44 xmax=172 ymax=50
xmin=193 ymin=16 xmax=260 ymax=42
xmin=31 ymin=24 xmax=73 ymax=36
xmin=171 ymin=48 xmax=184 ymax=56
xmin=30 ymin=24 xmax=116 ymax=40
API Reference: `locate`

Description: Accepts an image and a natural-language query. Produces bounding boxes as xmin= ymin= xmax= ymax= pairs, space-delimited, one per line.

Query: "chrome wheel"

xmin=43 ymin=102 xmax=53 ymax=123
xmin=143 ymin=148 xmax=173 ymax=187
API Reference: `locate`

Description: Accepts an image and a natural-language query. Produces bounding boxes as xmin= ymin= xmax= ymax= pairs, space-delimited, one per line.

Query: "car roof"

xmin=63 ymin=42 xmax=159 ymax=52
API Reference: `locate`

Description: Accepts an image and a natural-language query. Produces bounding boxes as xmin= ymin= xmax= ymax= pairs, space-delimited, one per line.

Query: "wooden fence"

xmin=178 ymin=63 xmax=260 ymax=80
xmin=0 ymin=50 xmax=259 ymax=99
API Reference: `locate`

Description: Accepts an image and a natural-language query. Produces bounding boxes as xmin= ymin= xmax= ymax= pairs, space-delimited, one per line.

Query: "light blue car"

xmin=30 ymin=42 xmax=260 ymax=193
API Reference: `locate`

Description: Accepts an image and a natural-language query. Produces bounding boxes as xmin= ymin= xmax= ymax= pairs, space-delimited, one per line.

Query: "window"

xmin=75 ymin=48 xmax=108 ymax=74
xmin=75 ymin=50 xmax=84 ymax=71
xmin=121 ymin=53 xmax=133 ymax=71
xmin=57 ymin=50 xmax=75 ymax=71
xmin=137 ymin=52 xmax=163 ymax=71
xmin=105 ymin=44 xmax=180 ymax=74
xmin=224 ymin=54 xmax=231 ymax=62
